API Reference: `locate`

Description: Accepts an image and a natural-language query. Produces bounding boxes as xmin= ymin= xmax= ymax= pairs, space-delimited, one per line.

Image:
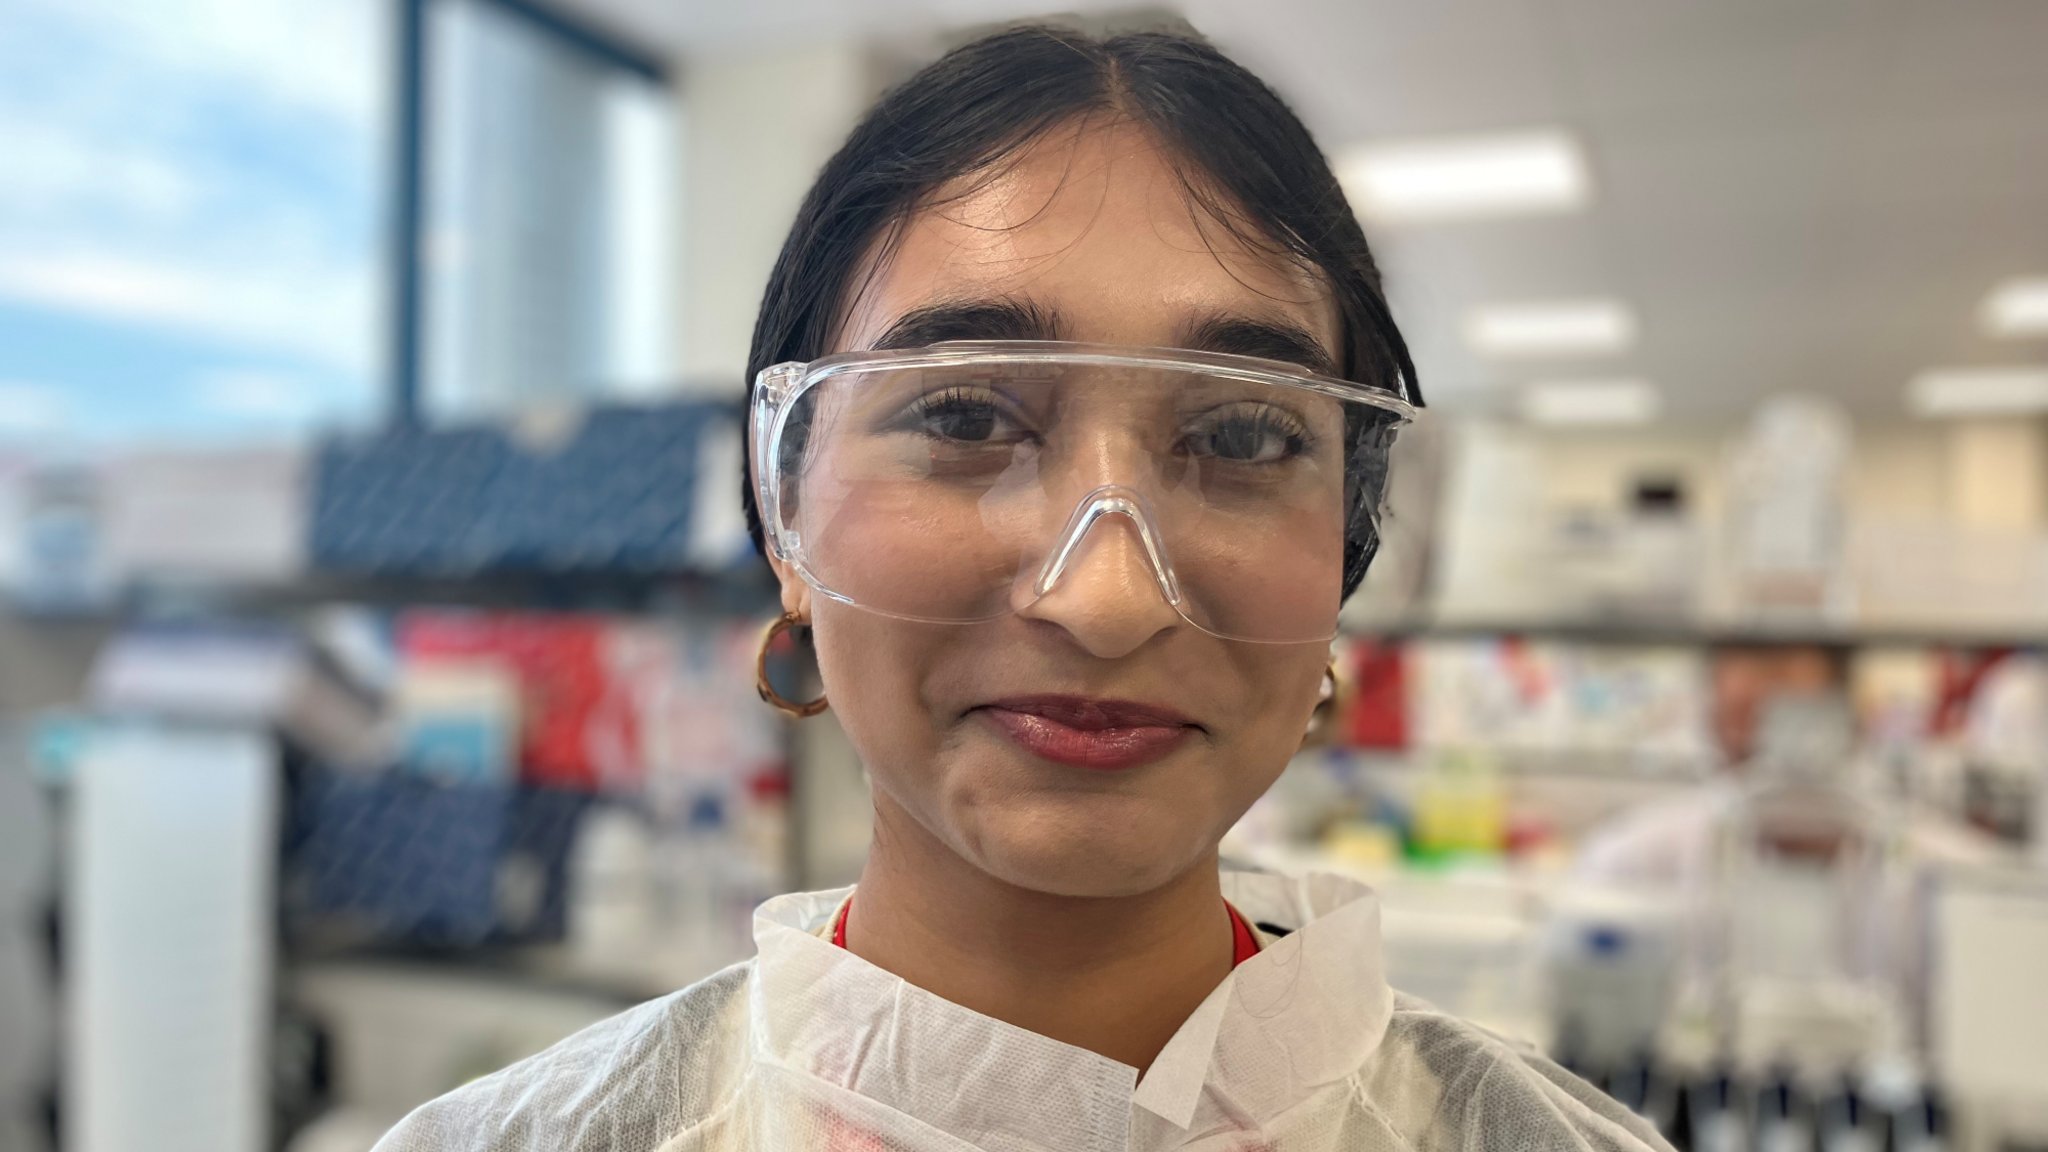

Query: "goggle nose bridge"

xmin=1031 ymin=485 xmax=1184 ymax=607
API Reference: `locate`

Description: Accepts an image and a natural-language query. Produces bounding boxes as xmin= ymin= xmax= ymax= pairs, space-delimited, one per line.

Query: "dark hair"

xmin=742 ymin=24 xmax=1420 ymax=598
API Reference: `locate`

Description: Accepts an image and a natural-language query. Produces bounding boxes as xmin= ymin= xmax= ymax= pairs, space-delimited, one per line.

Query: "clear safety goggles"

xmin=751 ymin=342 xmax=1412 ymax=644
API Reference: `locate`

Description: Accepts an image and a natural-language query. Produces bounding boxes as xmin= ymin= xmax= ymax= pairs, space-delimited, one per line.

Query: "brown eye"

xmin=920 ymin=397 xmax=999 ymax=441
xmin=907 ymin=386 xmax=1027 ymax=444
xmin=1185 ymin=405 xmax=1307 ymax=463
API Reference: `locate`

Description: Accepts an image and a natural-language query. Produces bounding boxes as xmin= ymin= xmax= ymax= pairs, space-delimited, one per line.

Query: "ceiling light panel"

xmin=1981 ymin=277 xmax=2048 ymax=338
xmin=1521 ymin=378 xmax=1660 ymax=427
xmin=1337 ymin=129 xmax=1592 ymax=225
xmin=1465 ymin=298 xmax=1637 ymax=357
xmin=1907 ymin=366 xmax=2048 ymax=417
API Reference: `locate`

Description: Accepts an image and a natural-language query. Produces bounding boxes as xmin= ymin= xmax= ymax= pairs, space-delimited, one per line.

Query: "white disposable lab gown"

xmin=374 ymin=870 xmax=1670 ymax=1151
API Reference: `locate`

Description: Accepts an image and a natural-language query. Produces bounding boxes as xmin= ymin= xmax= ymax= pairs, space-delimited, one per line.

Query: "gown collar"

xmin=749 ymin=869 xmax=1391 ymax=1146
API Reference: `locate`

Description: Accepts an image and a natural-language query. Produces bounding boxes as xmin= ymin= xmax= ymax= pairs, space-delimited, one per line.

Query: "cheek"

xmin=1226 ymin=635 xmax=1323 ymax=707
xmin=808 ymin=605 xmax=953 ymax=799
xmin=1214 ymin=649 xmax=1327 ymax=791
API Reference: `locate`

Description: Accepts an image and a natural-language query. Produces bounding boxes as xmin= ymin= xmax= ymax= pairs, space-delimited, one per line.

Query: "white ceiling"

xmin=561 ymin=0 xmax=2048 ymax=422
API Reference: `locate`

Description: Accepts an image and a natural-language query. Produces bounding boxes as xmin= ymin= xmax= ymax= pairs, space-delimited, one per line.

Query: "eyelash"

xmin=894 ymin=389 xmax=1314 ymax=464
xmin=908 ymin=386 xmax=1031 ymax=442
xmin=1181 ymin=404 xmax=1312 ymax=464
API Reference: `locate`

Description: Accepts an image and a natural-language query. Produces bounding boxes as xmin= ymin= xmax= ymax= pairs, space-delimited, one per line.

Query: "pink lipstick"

xmin=978 ymin=695 xmax=1197 ymax=770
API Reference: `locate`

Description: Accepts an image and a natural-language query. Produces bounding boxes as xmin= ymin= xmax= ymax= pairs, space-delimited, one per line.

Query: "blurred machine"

xmin=1543 ymin=887 xmax=1682 ymax=1072
xmin=64 ymin=729 xmax=276 ymax=1152
xmin=1932 ymin=868 xmax=2048 ymax=1152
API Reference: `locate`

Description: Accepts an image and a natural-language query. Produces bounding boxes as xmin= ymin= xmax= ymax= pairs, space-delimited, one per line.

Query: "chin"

xmin=962 ymin=802 xmax=1217 ymax=899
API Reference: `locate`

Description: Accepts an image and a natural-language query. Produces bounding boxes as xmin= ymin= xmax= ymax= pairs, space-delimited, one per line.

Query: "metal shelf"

xmin=1346 ymin=614 xmax=2048 ymax=649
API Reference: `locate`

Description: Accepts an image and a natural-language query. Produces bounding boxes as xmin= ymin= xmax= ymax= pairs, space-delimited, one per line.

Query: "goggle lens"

xmin=760 ymin=350 xmax=1405 ymax=644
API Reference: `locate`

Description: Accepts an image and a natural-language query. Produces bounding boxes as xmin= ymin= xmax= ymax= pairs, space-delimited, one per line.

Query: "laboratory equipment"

xmin=1930 ymin=867 xmax=2048 ymax=1152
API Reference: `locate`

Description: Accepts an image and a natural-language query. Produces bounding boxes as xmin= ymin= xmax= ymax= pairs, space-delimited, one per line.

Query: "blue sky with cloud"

xmin=0 ymin=0 xmax=386 ymax=444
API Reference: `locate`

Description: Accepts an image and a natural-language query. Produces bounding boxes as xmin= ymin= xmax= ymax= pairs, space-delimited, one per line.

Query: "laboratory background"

xmin=2 ymin=1 xmax=2046 ymax=1150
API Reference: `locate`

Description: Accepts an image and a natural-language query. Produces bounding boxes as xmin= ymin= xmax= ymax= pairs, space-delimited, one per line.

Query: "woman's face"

xmin=770 ymin=120 xmax=1342 ymax=898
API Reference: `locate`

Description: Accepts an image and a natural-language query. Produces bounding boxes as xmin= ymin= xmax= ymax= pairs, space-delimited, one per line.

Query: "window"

xmin=0 ymin=0 xmax=676 ymax=442
xmin=409 ymin=0 xmax=676 ymax=421
xmin=0 ymin=0 xmax=385 ymax=442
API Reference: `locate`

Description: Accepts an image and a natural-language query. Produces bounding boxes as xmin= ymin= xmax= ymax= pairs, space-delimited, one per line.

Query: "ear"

xmin=749 ymin=409 xmax=812 ymax=622
xmin=767 ymin=552 xmax=814 ymax=622
xmin=1299 ymin=648 xmax=1342 ymax=749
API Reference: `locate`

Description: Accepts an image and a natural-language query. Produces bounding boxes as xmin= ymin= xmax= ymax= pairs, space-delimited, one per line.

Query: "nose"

xmin=1017 ymin=490 xmax=1182 ymax=659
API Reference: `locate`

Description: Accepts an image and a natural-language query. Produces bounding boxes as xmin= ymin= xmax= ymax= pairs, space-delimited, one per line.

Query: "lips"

xmin=976 ymin=695 xmax=1198 ymax=770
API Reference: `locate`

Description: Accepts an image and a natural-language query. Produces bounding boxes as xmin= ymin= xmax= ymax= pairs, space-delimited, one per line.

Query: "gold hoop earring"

xmin=756 ymin=612 xmax=829 ymax=718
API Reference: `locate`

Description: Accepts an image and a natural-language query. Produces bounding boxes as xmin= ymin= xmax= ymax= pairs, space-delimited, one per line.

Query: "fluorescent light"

xmin=1465 ymin=298 xmax=1637 ymax=357
xmin=1981 ymin=277 xmax=2048 ymax=338
xmin=1337 ymin=130 xmax=1591 ymax=224
xmin=1907 ymin=367 xmax=2048 ymax=417
xmin=1521 ymin=378 xmax=1660 ymax=427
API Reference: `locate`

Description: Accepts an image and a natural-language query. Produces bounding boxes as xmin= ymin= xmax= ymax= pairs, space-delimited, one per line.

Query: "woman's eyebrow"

xmin=1178 ymin=315 xmax=1338 ymax=376
xmin=869 ymin=299 xmax=1063 ymax=349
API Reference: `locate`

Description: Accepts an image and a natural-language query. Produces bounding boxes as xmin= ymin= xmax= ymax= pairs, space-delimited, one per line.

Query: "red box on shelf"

xmin=1343 ymin=639 xmax=1409 ymax=750
xmin=398 ymin=611 xmax=644 ymax=793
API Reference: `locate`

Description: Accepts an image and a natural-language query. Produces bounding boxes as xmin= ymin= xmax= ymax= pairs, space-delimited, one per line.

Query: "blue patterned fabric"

xmin=285 ymin=771 xmax=592 ymax=947
xmin=310 ymin=403 xmax=733 ymax=576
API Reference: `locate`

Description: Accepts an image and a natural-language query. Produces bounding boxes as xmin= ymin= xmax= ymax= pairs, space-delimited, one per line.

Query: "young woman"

xmin=377 ymin=26 xmax=1670 ymax=1152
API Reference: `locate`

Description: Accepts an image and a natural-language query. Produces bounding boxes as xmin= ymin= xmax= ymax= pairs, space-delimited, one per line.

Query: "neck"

xmin=845 ymin=794 xmax=1234 ymax=1072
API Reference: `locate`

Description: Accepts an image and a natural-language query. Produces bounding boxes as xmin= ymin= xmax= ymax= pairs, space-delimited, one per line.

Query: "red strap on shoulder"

xmin=831 ymin=896 xmax=1260 ymax=965
xmin=1226 ymin=900 xmax=1260 ymax=967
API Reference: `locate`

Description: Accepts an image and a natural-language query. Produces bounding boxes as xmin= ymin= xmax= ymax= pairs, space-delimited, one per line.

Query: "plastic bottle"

xmin=655 ymin=792 xmax=760 ymax=986
xmin=567 ymin=805 xmax=656 ymax=982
